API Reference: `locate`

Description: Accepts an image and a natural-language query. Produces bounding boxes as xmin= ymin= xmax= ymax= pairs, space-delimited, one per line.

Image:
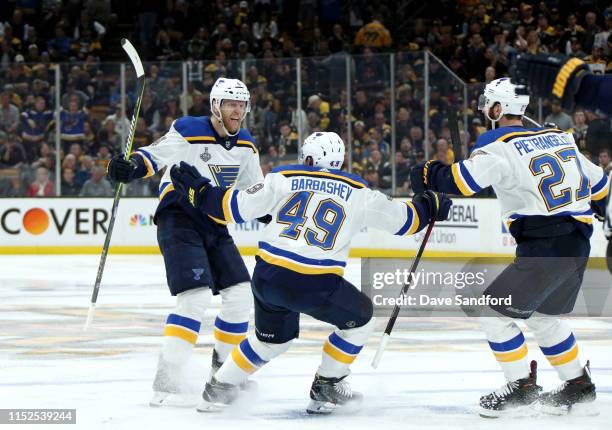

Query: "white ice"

xmin=0 ymin=255 xmax=610 ymax=430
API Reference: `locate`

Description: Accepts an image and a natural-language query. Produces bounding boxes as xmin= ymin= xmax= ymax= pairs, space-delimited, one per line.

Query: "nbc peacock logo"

xmin=129 ymin=214 xmax=154 ymax=227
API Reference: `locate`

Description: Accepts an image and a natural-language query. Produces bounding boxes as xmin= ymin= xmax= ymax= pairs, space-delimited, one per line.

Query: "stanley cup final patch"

xmin=200 ymin=148 xmax=212 ymax=162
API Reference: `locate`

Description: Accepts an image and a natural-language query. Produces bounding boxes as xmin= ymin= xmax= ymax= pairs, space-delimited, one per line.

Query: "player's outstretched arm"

xmin=514 ymin=54 xmax=612 ymax=115
xmin=170 ymin=161 xmax=275 ymax=223
xmin=363 ymin=188 xmax=451 ymax=235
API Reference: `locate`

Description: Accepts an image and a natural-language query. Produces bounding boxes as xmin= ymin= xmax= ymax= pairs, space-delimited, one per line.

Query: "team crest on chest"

xmin=200 ymin=148 xmax=212 ymax=162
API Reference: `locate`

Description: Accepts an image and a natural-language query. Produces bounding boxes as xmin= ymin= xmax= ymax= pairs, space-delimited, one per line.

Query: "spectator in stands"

xmin=277 ymin=121 xmax=298 ymax=157
xmin=60 ymin=100 xmax=87 ymax=153
xmin=355 ymin=46 xmax=387 ymax=93
xmin=0 ymin=91 xmax=19 ymax=135
xmin=61 ymin=167 xmax=80 ymax=196
xmin=599 ymin=148 xmax=612 ymax=172
xmin=188 ymin=92 xmax=207 ymax=117
xmin=571 ymin=110 xmax=589 ymax=150
xmin=354 ymin=13 xmax=392 ymax=49
xmin=133 ymin=118 xmax=153 ymax=150
xmin=47 ymin=26 xmax=72 ymax=61
xmin=0 ymin=132 xmax=26 ymax=167
xmin=20 ymin=96 xmax=53 ymax=162
xmin=395 ymin=150 xmax=412 ymax=194
xmin=432 ymin=138 xmax=454 ymax=165
xmin=27 ymin=166 xmax=55 ymax=197
xmin=80 ymin=165 xmax=112 ymax=197
xmin=97 ymin=118 xmax=122 ymax=155
xmin=545 ymin=100 xmax=574 ymax=131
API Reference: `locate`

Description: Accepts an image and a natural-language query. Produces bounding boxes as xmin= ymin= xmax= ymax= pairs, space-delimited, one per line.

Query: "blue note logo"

xmin=208 ymin=165 xmax=240 ymax=188
xmin=192 ymin=268 xmax=204 ymax=281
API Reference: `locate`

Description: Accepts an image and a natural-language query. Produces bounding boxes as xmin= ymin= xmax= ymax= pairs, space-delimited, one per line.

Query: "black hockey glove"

xmin=410 ymin=160 xmax=445 ymax=193
xmin=257 ymin=214 xmax=273 ymax=224
xmin=413 ymin=190 xmax=452 ymax=223
xmin=514 ymin=54 xmax=591 ymax=111
xmin=170 ymin=161 xmax=211 ymax=208
xmin=107 ymin=154 xmax=138 ymax=183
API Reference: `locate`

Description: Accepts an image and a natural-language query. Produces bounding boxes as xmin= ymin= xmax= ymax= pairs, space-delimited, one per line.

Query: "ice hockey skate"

xmin=196 ymin=377 xmax=240 ymax=412
xmin=479 ymin=361 xmax=542 ymax=418
xmin=538 ymin=360 xmax=598 ymax=416
xmin=306 ymin=374 xmax=363 ymax=415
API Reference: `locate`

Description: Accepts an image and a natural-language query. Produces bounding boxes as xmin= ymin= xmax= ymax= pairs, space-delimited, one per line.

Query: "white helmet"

xmin=478 ymin=77 xmax=529 ymax=125
xmin=210 ymin=77 xmax=251 ymax=137
xmin=299 ymin=132 xmax=345 ymax=170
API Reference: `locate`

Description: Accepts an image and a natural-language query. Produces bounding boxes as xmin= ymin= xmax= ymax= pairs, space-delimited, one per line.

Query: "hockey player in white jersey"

xmin=411 ymin=78 xmax=610 ymax=417
xmin=169 ymin=131 xmax=452 ymax=414
xmin=106 ymin=78 xmax=263 ymax=407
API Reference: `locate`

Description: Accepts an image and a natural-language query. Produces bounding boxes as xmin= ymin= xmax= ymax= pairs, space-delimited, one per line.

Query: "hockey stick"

xmin=371 ymin=220 xmax=436 ymax=368
xmin=84 ymin=39 xmax=145 ymax=330
xmin=447 ymin=107 xmax=463 ymax=161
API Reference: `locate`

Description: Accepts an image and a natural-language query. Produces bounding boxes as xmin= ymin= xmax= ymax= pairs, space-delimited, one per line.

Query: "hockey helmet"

xmin=478 ymin=78 xmax=529 ymax=123
xmin=299 ymin=132 xmax=345 ymax=170
xmin=210 ymin=77 xmax=251 ymax=136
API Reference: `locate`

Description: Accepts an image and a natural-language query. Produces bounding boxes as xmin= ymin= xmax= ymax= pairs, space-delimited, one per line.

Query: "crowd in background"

xmin=0 ymin=0 xmax=610 ymax=198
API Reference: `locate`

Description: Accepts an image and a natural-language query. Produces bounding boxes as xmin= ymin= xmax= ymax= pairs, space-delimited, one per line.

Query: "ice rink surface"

xmin=1 ymin=255 xmax=611 ymax=429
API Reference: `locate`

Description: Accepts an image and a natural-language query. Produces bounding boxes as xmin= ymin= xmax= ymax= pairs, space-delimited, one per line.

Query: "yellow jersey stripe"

xmin=256 ymin=249 xmax=345 ymax=276
xmin=498 ymin=128 xmax=561 ymax=142
xmin=222 ymin=188 xmax=234 ymax=222
xmin=279 ymin=170 xmax=366 ymax=189
xmin=232 ymin=347 xmax=257 ymax=373
xmin=573 ymin=216 xmax=592 ymax=224
xmin=214 ymin=328 xmax=246 ymax=345
xmin=547 ymin=344 xmax=579 ymax=366
xmin=159 ymin=184 xmax=175 ymax=201
xmin=185 ymin=136 xmax=216 ymax=142
xmin=323 ymin=341 xmax=357 ymax=364
xmin=493 ymin=344 xmax=528 ymax=363
xmin=451 ymin=163 xmax=474 ymax=196
xmin=236 ymin=139 xmax=258 ymax=153
xmin=208 ymin=214 xmax=228 ymax=225
xmin=405 ymin=201 xmax=420 ymax=235
xmin=164 ymin=325 xmax=198 ymax=345
xmin=591 ymin=185 xmax=609 ymax=201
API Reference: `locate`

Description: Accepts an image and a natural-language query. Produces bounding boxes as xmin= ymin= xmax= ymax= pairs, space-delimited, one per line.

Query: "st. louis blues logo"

xmin=209 ymin=165 xmax=240 ymax=188
xmin=200 ymin=148 xmax=212 ymax=162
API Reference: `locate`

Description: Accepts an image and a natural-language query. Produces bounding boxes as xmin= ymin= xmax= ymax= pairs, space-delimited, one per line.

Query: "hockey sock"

xmin=317 ymin=319 xmax=374 ymax=378
xmin=481 ymin=318 xmax=529 ymax=381
xmin=213 ymin=316 xmax=248 ymax=362
xmin=160 ymin=288 xmax=210 ymax=364
xmin=215 ymin=336 xmax=292 ymax=385
xmin=526 ymin=317 xmax=582 ymax=380
xmin=214 ymin=282 xmax=252 ymax=362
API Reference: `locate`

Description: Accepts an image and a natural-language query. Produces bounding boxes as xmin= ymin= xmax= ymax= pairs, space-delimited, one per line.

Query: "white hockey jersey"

xmin=201 ymin=165 xmax=428 ymax=275
xmin=129 ymin=116 xmax=263 ymax=225
xmin=449 ymin=126 xmax=609 ymax=230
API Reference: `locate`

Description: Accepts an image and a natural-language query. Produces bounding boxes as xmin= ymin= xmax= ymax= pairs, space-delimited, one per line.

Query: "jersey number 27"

xmin=529 ymin=148 xmax=590 ymax=211
xmin=277 ymin=191 xmax=346 ymax=250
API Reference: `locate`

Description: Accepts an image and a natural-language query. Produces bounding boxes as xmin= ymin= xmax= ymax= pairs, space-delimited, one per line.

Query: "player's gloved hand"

xmin=170 ymin=161 xmax=211 ymax=208
xmin=514 ymin=53 xmax=591 ymax=111
xmin=413 ymin=190 xmax=452 ymax=223
xmin=107 ymin=154 xmax=138 ymax=183
xmin=410 ymin=160 xmax=445 ymax=193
